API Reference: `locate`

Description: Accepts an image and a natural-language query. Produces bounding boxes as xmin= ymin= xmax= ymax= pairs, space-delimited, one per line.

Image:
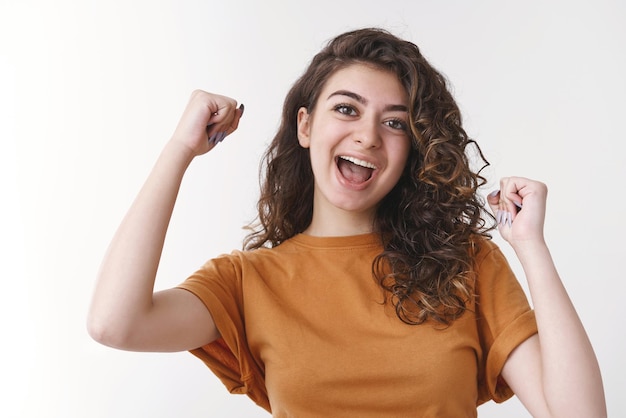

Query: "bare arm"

xmin=87 ymin=90 xmax=244 ymax=352
xmin=488 ymin=178 xmax=606 ymax=418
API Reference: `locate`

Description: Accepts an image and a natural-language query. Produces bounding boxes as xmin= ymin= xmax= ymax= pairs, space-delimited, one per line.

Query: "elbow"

xmin=86 ymin=309 xmax=132 ymax=349
xmin=86 ymin=311 xmax=114 ymax=347
xmin=86 ymin=314 xmax=110 ymax=346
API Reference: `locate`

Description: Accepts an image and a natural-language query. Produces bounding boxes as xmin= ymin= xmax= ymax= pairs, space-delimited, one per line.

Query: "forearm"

xmin=514 ymin=240 xmax=606 ymax=417
xmin=88 ymin=140 xmax=195 ymax=343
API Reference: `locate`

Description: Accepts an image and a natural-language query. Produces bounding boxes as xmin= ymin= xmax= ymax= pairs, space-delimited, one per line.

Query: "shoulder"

xmin=467 ymin=236 xmax=524 ymax=300
xmin=470 ymin=236 xmax=510 ymax=270
xmin=200 ymin=238 xmax=301 ymax=275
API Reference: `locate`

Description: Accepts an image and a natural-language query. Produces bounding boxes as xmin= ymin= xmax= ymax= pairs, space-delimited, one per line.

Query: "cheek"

xmin=307 ymin=141 xmax=334 ymax=178
xmin=389 ymin=141 xmax=411 ymax=174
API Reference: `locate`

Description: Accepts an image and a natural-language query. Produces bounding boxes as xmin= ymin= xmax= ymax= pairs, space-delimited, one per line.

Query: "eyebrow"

xmin=327 ymin=90 xmax=408 ymax=112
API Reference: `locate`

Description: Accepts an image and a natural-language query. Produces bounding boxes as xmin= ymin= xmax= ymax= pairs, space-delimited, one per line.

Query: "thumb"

xmin=487 ymin=189 xmax=500 ymax=213
xmin=487 ymin=189 xmax=512 ymax=226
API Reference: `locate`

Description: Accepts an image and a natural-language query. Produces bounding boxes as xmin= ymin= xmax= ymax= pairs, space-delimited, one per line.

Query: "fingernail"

xmin=513 ymin=200 xmax=523 ymax=209
xmin=488 ymin=190 xmax=500 ymax=198
xmin=507 ymin=212 xmax=512 ymax=227
xmin=208 ymin=133 xmax=218 ymax=144
xmin=238 ymin=103 xmax=245 ymax=116
xmin=496 ymin=210 xmax=503 ymax=224
xmin=216 ymin=131 xmax=227 ymax=144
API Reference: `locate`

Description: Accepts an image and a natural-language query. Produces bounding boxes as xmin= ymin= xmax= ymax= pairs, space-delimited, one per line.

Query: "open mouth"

xmin=337 ymin=156 xmax=377 ymax=184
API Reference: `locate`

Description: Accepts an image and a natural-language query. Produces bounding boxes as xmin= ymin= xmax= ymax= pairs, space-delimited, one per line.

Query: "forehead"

xmin=320 ymin=63 xmax=408 ymax=105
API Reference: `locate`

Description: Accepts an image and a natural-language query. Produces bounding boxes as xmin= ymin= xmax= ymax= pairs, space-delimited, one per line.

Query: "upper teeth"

xmin=340 ymin=156 xmax=377 ymax=169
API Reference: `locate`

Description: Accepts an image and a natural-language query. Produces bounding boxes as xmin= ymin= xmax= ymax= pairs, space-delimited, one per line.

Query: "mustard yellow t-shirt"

xmin=178 ymin=233 xmax=537 ymax=417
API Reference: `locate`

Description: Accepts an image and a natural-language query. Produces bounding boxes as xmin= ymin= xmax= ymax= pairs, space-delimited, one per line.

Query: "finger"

xmin=485 ymin=189 xmax=506 ymax=227
xmin=486 ymin=179 xmax=508 ymax=227
xmin=205 ymin=95 xmax=235 ymax=130
xmin=208 ymin=107 xmax=233 ymax=129
xmin=498 ymin=177 xmax=529 ymax=226
xmin=228 ymin=103 xmax=245 ymax=133
xmin=487 ymin=189 xmax=500 ymax=214
xmin=215 ymin=103 xmax=245 ymax=144
xmin=487 ymin=189 xmax=500 ymax=206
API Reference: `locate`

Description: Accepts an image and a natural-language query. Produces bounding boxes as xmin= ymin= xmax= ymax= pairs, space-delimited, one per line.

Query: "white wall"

xmin=1 ymin=0 xmax=624 ymax=416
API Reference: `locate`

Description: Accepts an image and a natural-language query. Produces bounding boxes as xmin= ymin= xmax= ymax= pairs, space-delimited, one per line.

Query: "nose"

xmin=353 ymin=118 xmax=381 ymax=149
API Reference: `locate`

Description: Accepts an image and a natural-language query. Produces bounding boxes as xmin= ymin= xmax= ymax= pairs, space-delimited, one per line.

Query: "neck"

xmin=304 ymin=205 xmax=375 ymax=237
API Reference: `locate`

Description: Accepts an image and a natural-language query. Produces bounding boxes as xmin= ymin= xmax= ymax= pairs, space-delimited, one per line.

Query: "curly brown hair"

xmin=244 ymin=27 xmax=492 ymax=325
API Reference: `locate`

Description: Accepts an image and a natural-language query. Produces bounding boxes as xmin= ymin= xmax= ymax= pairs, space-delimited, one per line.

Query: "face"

xmin=297 ymin=63 xmax=411 ymax=232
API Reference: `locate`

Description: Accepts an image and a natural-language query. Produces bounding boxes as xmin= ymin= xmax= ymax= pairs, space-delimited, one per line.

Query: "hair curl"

xmin=244 ymin=28 xmax=493 ymax=325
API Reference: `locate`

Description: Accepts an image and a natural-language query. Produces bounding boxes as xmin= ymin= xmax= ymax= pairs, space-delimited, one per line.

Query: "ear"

xmin=296 ymin=107 xmax=311 ymax=148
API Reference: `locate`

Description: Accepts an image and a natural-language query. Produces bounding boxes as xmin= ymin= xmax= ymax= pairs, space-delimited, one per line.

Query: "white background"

xmin=1 ymin=0 xmax=624 ymax=416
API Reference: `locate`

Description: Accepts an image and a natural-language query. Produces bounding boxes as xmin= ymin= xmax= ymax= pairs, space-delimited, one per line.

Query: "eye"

xmin=384 ymin=118 xmax=408 ymax=131
xmin=333 ymin=103 xmax=357 ymax=116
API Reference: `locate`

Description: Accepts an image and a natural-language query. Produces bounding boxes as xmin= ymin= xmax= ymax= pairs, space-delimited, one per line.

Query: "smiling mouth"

xmin=337 ymin=156 xmax=377 ymax=183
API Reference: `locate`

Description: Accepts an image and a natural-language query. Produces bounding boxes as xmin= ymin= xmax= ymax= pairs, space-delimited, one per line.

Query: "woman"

xmin=88 ymin=28 xmax=606 ymax=417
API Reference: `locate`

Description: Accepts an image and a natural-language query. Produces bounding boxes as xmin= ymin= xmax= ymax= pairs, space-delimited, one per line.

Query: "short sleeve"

xmin=176 ymin=253 xmax=270 ymax=412
xmin=474 ymin=241 xmax=538 ymax=404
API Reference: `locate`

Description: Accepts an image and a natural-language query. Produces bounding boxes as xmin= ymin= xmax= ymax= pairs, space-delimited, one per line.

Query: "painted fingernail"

xmin=211 ymin=131 xmax=225 ymax=144
xmin=208 ymin=133 xmax=218 ymax=144
xmin=488 ymin=190 xmax=500 ymax=198
xmin=238 ymin=103 xmax=245 ymax=116
xmin=496 ymin=210 xmax=503 ymax=224
xmin=513 ymin=200 xmax=523 ymax=209
xmin=507 ymin=212 xmax=512 ymax=227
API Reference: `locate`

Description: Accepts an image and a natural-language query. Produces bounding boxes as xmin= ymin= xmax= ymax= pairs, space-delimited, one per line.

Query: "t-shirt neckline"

xmin=290 ymin=232 xmax=381 ymax=249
